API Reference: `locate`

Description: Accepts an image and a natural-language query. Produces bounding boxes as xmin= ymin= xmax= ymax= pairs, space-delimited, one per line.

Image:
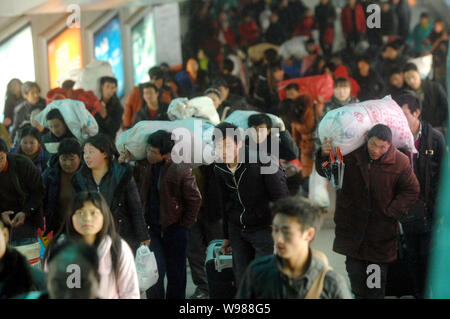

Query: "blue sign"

xmin=94 ymin=16 xmax=125 ymax=98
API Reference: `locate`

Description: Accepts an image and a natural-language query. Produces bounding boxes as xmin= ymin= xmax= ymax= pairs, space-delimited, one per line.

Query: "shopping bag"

xmin=14 ymin=241 xmax=42 ymax=269
xmin=135 ymin=245 xmax=159 ymax=292
xmin=308 ymin=164 xmax=330 ymax=208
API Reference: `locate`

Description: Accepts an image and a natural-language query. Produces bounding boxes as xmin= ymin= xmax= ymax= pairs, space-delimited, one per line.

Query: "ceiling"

xmin=0 ymin=0 xmax=184 ymax=17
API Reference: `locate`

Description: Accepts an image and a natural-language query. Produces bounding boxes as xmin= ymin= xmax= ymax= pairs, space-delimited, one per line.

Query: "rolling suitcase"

xmin=205 ymin=239 xmax=237 ymax=299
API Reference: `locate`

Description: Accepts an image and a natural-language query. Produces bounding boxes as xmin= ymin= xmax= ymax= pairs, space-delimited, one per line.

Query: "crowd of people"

xmin=0 ymin=0 xmax=449 ymax=299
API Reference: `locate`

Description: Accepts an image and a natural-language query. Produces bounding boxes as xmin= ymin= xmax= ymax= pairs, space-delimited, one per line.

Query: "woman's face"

xmin=59 ymin=153 xmax=81 ymax=174
xmin=48 ymin=118 xmax=67 ymax=138
xmin=83 ymin=143 xmax=107 ymax=169
xmin=273 ymin=69 xmax=285 ymax=82
xmin=20 ymin=136 xmax=40 ymax=156
xmin=72 ymin=201 xmax=104 ymax=239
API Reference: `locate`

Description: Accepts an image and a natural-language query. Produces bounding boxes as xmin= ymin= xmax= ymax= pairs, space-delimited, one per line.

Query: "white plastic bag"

xmin=35 ymin=99 xmax=99 ymax=147
xmin=318 ymin=95 xmax=416 ymax=156
xmin=278 ymin=36 xmax=309 ymax=60
xmin=116 ymin=119 xmax=215 ymax=164
xmin=167 ymin=96 xmax=220 ymax=125
xmin=309 ymin=164 xmax=330 ymax=208
xmin=135 ymin=245 xmax=159 ymax=292
xmin=58 ymin=60 xmax=115 ymax=97
xmin=409 ymin=54 xmax=433 ymax=80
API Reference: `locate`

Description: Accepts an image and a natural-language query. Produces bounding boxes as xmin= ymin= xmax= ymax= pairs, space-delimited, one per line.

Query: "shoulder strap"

xmin=304 ymin=249 xmax=332 ymax=299
xmin=304 ymin=265 xmax=332 ymax=299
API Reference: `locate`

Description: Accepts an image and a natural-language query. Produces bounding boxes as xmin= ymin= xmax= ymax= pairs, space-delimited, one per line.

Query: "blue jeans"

xmin=146 ymin=223 xmax=189 ymax=299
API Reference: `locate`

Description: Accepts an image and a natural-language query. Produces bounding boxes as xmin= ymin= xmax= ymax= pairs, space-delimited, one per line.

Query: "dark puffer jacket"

xmin=214 ymin=158 xmax=289 ymax=239
xmin=72 ymin=161 xmax=149 ymax=250
xmin=315 ymin=144 xmax=420 ymax=263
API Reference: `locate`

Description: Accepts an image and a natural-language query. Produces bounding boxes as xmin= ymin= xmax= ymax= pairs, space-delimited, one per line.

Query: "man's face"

xmin=218 ymin=86 xmax=229 ymax=101
xmin=358 ymin=61 xmax=370 ymax=76
xmin=334 ymin=85 xmax=351 ymax=102
xmin=390 ymin=73 xmax=404 ymax=89
xmin=404 ymin=70 xmax=421 ymax=90
xmin=215 ymin=137 xmax=241 ymax=164
xmin=146 ymin=146 xmax=164 ymax=164
xmin=401 ymin=104 xmax=421 ymax=132
xmin=286 ymin=89 xmax=300 ymax=100
xmin=150 ymin=78 xmax=164 ymax=89
xmin=273 ymin=69 xmax=285 ymax=82
xmin=24 ymin=87 xmax=40 ymax=105
xmin=383 ymin=47 xmax=398 ymax=60
xmin=367 ymin=137 xmax=391 ymax=160
xmin=272 ymin=214 xmax=314 ymax=260
xmin=48 ymin=119 xmax=67 ymax=138
xmin=0 ymin=152 xmax=7 ymax=171
xmin=101 ymin=82 xmax=117 ymax=101
xmin=143 ymin=87 xmax=159 ymax=107
xmin=434 ymin=22 xmax=444 ymax=33
xmin=420 ymin=17 xmax=429 ymax=28
xmin=59 ymin=153 xmax=81 ymax=174
xmin=250 ymin=124 xmax=271 ymax=144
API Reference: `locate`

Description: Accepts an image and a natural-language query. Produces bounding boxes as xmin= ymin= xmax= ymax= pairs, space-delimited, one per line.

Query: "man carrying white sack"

xmin=315 ymin=124 xmax=420 ymax=299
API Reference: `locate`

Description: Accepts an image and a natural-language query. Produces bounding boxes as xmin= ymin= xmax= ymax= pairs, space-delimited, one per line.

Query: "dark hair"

xmin=83 ymin=134 xmax=119 ymax=164
xmin=285 ymin=83 xmax=299 ymax=91
xmin=45 ymin=191 xmax=122 ymax=280
xmin=212 ymin=122 xmax=242 ymax=144
xmin=392 ymin=91 xmax=422 ymax=114
xmin=22 ymin=81 xmax=40 ymax=96
xmin=356 ymin=54 xmax=372 ymax=65
xmin=57 ymin=137 xmax=82 ymax=157
xmin=212 ymin=77 xmax=229 ymax=89
xmin=5 ymin=78 xmax=22 ymax=99
xmin=0 ymin=137 xmax=8 ymax=153
xmin=148 ymin=66 xmax=164 ymax=80
xmin=334 ymin=77 xmax=351 ymax=88
xmin=61 ymin=80 xmax=75 ymax=90
xmin=389 ymin=66 xmax=404 ymax=77
xmin=204 ymin=87 xmax=222 ymax=100
xmin=46 ymin=108 xmax=65 ymax=122
xmin=141 ymin=82 xmax=159 ymax=94
xmin=19 ymin=125 xmax=41 ymax=144
xmin=420 ymin=12 xmax=429 ymax=19
xmin=306 ymin=38 xmax=315 ymax=45
xmin=223 ymin=58 xmax=234 ymax=73
xmin=248 ymin=113 xmax=273 ymax=131
xmin=403 ymin=62 xmax=419 ymax=73
xmin=385 ymin=41 xmax=401 ymax=51
xmin=147 ymin=130 xmax=175 ymax=155
xmin=100 ymin=76 xmax=117 ymax=87
xmin=47 ymin=239 xmax=100 ymax=284
xmin=368 ymin=124 xmax=392 ymax=143
xmin=263 ymin=48 xmax=279 ymax=64
xmin=271 ymin=196 xmax=322 ymax=233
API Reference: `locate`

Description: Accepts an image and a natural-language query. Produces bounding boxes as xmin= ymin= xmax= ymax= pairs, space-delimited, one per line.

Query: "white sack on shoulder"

xmin=318 ymin=96 xmax=416 ymax=156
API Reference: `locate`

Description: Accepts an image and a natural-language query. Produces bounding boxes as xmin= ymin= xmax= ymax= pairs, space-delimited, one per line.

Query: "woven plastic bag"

xmin=135 ymin=246 xmax=159 ymax=292
xmin=278 ymin=74 xmax=334 ymax=102
xmin=116 ymin=119 xmax=215 ymax=164
xmin=35 ymin=99 xmax=99 ymax=146
xmin=167 ymin=96 xmax=220 ymax=125
xmin=318 ymin=95 xmax=416 ymax=156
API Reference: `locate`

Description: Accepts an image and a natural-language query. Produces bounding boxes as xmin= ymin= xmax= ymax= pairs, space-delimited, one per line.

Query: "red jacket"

xmin=239 ymin=21 xmax=260 ymax=46
xmin=294 ymin=16 xmax=315 ymax=37
xmin=341 ymin=4 xmax=367 ymax=35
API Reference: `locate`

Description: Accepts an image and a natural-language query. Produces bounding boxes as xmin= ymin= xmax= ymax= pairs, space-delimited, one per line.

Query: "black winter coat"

xmin=214 ymin=157 xmax=289 ymax=238
xmin=95 ymin=95 xmax=124 ymax=141
xmin=355 ymin=70 xmax=386 ymax=102
xmin=413 ymin=79 xmax=449 ymax=130
xmin=72 ymin=162 xmax=150 ymax=250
